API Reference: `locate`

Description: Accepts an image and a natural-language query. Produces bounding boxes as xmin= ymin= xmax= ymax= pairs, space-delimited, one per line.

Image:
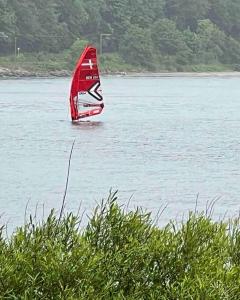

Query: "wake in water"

xmin=71 ymin=120 xmax=103 ymax=127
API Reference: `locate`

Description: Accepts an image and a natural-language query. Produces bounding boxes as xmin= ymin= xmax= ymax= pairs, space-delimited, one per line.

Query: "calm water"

xmin=1 ymin=75 xmax=240 ymax=231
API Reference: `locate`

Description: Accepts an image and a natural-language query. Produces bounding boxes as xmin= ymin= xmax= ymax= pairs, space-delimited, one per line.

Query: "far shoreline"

xmin=108 ymin=71 xmax=240 ymax=78
xmin=0 ymin=66 xmax=240 ymax=79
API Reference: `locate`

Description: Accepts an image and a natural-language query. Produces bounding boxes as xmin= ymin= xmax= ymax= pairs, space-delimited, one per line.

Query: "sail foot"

xmin=78 ymin=107 xmax=103 ymax=119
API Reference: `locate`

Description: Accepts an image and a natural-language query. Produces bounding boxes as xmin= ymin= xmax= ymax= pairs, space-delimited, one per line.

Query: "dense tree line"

xmin=0 ymin=0 xmax=240 ymax=69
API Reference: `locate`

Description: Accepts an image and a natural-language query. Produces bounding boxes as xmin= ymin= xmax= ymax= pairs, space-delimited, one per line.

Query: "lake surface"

xmin=1 ymin=75 xmax=240 ymax=231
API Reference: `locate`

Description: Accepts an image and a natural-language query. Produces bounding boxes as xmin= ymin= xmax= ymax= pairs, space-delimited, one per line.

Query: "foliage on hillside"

xmin=0 ymin=0 xmax=240 ymax=70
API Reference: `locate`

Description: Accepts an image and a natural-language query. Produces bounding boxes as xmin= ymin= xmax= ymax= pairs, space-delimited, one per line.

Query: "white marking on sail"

xmin=81 ymin=59 xmax=94 ymax=69
xmin=78 ymin=91 xmax=96 ymax=105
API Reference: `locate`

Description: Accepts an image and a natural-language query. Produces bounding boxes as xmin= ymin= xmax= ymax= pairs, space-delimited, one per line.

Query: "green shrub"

xmin=1 ymin=191 xmax=240 ymax=298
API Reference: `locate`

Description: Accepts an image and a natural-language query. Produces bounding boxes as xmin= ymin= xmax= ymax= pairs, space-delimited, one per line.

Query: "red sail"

xmin=69 ymin=46 xmax=104 ymax=121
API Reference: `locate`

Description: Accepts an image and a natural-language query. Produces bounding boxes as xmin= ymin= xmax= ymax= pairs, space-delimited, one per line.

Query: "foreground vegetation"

xmin=1 ymin=0 xmax=240 ymax=71
xmin=1 ymin=191 xmax=240 ymax=299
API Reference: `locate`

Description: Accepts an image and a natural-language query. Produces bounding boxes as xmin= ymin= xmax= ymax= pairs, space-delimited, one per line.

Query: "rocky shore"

xmin=0 ymin=67 xmax=71 ymax=78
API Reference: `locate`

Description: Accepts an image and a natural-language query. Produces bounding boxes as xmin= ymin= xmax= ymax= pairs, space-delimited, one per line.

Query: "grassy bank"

xmin=0 ymin=52 xmax=140 ymax=76
xmin=0 ymin=51 xmax=237 ymax=77
xmin=1 ymin=191 xmax=240 ymax=299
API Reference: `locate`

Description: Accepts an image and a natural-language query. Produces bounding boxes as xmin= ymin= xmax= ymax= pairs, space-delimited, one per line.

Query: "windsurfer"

xmin=69 ymin=46 xmax=104 ymax=121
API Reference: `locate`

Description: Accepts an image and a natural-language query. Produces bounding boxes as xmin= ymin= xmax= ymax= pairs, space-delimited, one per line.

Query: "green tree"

xmin=208 ymin=0 xmax=240 ymax=38
xmin=119 ymin=24 xmax=155 ymax=69
xmin=129 ymin=0 xmax=165 ymax=28
xmin=195 ymin=19 xmax=226 ymax=64
xmin=99 ymin=0 xmax=130 ymax=51
xmin=33 ymin=0 xmax=70 ymax=52
xmin=165 ymin=0 xmax=210 ymax=30
xmin=152 ymin=19 xmax=190 ymax=56
xmin=8 ymin=0 xmax=41 ymax=51
xmin=0 ymin=0 xmax=15 ymax=53
xmin=223 ymin=36 xmax=240 ymax=64
xmin=56 ymin=0 xmax=88 ymax=39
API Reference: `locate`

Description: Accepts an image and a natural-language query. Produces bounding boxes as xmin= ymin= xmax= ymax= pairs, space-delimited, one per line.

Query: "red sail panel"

xmin=69 ymin=46 xmax=104 ymax=121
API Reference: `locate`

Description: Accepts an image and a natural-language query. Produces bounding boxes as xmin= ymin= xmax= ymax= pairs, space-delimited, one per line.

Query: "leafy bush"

xmin=1 ymin=191 xmax=240 ymax=298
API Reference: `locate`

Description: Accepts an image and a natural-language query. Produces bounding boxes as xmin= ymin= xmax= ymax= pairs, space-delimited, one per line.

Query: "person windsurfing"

xmin=69 ymin=45 xmax=104 ymax=121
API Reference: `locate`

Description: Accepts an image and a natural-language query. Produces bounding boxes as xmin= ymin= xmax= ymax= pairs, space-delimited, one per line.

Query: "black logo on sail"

xmin=88 ymin=81 xmax=103 ymax=101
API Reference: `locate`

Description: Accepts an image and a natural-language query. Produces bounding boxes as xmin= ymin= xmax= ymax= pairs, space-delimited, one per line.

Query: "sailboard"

xmin=69 ymin=45 xmax=104 ymax=121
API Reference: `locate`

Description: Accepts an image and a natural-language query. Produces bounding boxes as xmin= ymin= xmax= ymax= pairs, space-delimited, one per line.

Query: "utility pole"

xmin=14 ymin=37 xmax=17 ymax=57
xmin=0 ymin=32 xmax=9 ymax=55
xmin=99 ymin=33 xmax=112 ymax=56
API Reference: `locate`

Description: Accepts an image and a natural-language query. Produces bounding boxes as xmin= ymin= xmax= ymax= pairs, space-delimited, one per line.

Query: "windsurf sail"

xmin=69 ymin=45 xmax=104 ymax=121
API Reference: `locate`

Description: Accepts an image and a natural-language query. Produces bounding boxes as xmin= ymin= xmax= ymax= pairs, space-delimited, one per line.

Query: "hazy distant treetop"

xmin=0 ymin=0 xmax=240 ymax=69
